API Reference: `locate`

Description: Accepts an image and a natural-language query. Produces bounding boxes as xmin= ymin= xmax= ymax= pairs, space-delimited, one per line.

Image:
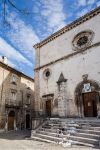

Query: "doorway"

xmin=46 ymin=100 xmax=51 ymax=117
xmin=8 ymin=111 xmax=15 ymax=131
xmin=26 ymin=114 xmax=30 ymax=129
xmin=83 ymin=92 xmax=97 ymax=117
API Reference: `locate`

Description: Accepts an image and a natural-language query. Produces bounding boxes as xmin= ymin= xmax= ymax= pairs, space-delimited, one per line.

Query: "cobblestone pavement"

xmin=0 ymin=131 xmax=99 ymax=150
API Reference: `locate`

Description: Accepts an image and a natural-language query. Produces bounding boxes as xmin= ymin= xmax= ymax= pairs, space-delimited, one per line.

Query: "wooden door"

xmin=8 ymin=116 xmax=14 ymax=130
xmin=83 ymin=92 xmax=97 ymax=117
xmin=8 ymin=111 xmax=15 ymax=130
xmin=46 ymin=100 xmax=51 ymax=117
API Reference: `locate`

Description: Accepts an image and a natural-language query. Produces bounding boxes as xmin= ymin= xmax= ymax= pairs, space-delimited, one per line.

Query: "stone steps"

xmin=48 ymin=122 xmax=100 ymax=126
xmin=48 ymin=118 xmax=100 ymax=121
xmin=31 ymin=135 xmax=56 ymax=144
xmin=49 ymin=120 xmax=100 ymax=123
xmin=37 ymin=130 xmax=100 ymax=140
xmin=73 ymin=132 xmax=100 ymax=139
xmin=68 ymin=135 xmax=99 ymax=145
xmin=80 ymin=126 xmax=100 ymax=131
xmin=31 ymin=134 xmax=95 ymax=147
xmin=32 ymin=133 xmax=60 ymax=142
xmin=40 ymin=127 xmax=100 ymax=135
xmin=37 ymin=130 xmax=100 ymax=141
xmin=32 ymin=132 xmax=99 ymax=146
xmin=43 ymin=124 xmax=100 ymax=131
xmin=67 ymin=141 xmax=95 ymax=147
xmin=31 ymin=118 xmax=100 ymax=147
xmin=76 ymin=128 xmax=100 ymax=135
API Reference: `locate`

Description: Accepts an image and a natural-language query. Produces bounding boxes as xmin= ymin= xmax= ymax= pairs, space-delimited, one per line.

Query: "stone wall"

xmin=39 ymin=14 xmax=100 ymax=66
xmin=34 ymin=11 xmax=100 ymax=117
xmin=0 ymin=64 xmax=34 ymax=131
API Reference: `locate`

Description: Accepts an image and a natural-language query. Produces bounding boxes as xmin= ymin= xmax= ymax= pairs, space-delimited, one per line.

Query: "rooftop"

xmin=0 ymin=61 xmax=34 ymax=82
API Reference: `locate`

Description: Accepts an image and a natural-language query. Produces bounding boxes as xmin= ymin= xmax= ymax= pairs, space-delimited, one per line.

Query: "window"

xmin=45 ymin=71 xmax=50 ymax=77
xmin=77 ymin=36 xmax=88 ymax=47
xmin=26 ymin=94 xmax=31 ymax=105
xmin=27 ymin=81 xmax=31 ymax=89
xmin=43 ymin=68 xmax=51 ymax=80
xmin=72 ymin=30 xmax=94 ymax=50
xmin=11 ymin=91 xmax=16 ymax=100
xmin=11 ymin=74 xmax=17 ymax=84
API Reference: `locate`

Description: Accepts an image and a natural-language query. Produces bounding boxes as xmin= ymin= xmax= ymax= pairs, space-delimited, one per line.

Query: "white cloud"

xmin=96 ymin=1 xmax=100 ymax=6
xmin=78 ymin=0 xmax=86 ymax=6
xmin=76 ymin=8 xmax=89 ymax=17
xmin=8 ymin=60 xmax=16 ymax=68
xmin=38 ymin=0 xmax=66 ymax=33
xmin=88 ymin=0 xmax=95 ymax=5
xmin=6 ymin=12 xmax=39 ymax=61
xmin=0 ymin=37 xmax=33 ymax=67
xmin=78 ymin=0 xmax=96 ymax=7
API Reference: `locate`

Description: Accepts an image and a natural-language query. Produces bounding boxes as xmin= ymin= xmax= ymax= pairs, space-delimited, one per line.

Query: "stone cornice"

xmin=34 ymin=42 xmax=100 ymax=71
xmin=34 ymin=6 xmax=100 ymax=49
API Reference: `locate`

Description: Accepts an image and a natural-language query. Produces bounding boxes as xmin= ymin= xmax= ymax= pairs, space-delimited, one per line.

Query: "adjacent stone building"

xmin=34 ymin=7 xmax=100 ymax=118
xmin=0 ymin=57 xmax=34 ymax=131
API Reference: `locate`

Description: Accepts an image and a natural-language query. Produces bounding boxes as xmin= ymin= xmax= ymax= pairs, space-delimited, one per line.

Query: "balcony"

xmin=5 ymin=99 xmax=22 ymax=108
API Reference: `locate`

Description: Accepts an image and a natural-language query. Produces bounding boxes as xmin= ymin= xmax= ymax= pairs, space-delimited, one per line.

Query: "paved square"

xmin=0 ymin=131 xmax=99 ymax=150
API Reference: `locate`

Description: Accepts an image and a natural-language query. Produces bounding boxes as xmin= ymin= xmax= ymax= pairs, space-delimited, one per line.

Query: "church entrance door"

xmin=46 ymin=100 xmax=51 ymax=117
xmin=83 ymin=92 xmax=97 ymax=117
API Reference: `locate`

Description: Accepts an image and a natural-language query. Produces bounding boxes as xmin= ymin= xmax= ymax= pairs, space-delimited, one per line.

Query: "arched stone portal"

xmin=75 ymin=79 xmax=100 ymax=117
xmin=26 ymin=114 xmax=30 ymax=129
xmin=8 ymin=111 xmax=15 ymax=131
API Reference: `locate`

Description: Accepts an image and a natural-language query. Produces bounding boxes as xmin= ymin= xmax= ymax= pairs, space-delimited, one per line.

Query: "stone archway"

xmin=8 ymin=111 xmax=15 ymax=131
xmin=75 ymin=79 xmax=100 ymax=117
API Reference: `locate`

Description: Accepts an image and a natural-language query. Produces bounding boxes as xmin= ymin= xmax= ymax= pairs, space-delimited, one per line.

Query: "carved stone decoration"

xmin=42 ymin=94 xmax=54 ymax=100
xmin=82 ymin=74 xmax=88 ymax=82
xmin=72 ymin=30 xmax=94 ymax=50
xmin=57 ymin=73 xmax=68 ymax=117
xmin=57 ymin=73 xmax=67 ymax=84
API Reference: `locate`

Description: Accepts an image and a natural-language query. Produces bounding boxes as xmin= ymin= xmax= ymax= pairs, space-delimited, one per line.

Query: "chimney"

xmin=2 ymin=56 xmax=8 ymax=64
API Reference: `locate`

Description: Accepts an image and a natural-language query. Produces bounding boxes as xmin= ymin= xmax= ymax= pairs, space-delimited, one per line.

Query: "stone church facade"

xmin=34 ymin=7 xmax=100 ymax=118
xmin=0 ymin=58 xmax=34 ymax=131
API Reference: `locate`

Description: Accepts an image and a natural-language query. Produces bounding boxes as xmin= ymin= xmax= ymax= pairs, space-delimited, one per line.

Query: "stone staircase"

xmin=31 ymin=118 xmax=100 ymax=148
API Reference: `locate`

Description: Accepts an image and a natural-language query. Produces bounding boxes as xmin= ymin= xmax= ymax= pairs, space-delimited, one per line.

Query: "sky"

xmin=0 ymin=0 xmax=100 ymax=78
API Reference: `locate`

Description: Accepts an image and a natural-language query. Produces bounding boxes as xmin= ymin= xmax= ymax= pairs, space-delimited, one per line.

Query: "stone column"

xmin=57 ymin=73 xmax=67 ymax=117
xmin=34 ymin=70 xmax=40 ymax=112
xmin=34 ymin=47 xmax=40 ymax=113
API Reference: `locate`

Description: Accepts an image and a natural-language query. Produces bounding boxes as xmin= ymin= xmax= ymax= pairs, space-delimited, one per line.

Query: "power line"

xmin=1 ymin=0 xmax=34 ymax=25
